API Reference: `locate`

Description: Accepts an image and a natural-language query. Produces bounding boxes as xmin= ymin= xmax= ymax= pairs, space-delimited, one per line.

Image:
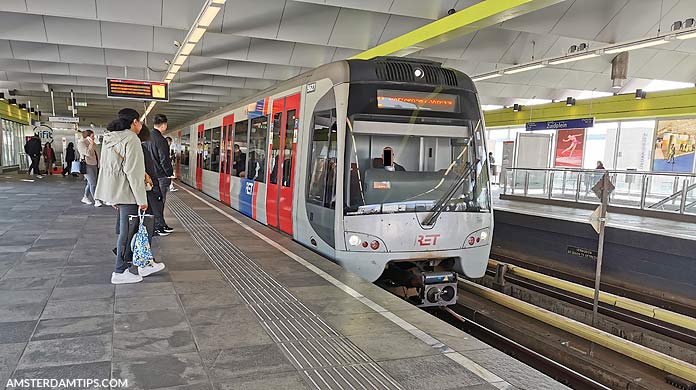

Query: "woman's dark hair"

xmin=82 ymin=129 xmax=94 ymax=138
xmin=138 ymin=124 xmax=151 ymax=142
xmin=107 ymin=108 xmax=140 ymax=131
xmin=67 ymin=142 xmax=74 ymax=149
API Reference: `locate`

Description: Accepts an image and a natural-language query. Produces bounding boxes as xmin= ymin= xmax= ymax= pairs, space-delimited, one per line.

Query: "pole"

xmin=590 ymin=173 xmax=609 ymax=355
xmin=50 ymin=89 xmax=55 ymax=116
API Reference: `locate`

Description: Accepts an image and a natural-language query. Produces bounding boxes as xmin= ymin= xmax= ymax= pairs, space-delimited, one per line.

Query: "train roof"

xmin=170 ymin=57 xmax=477 ymax=132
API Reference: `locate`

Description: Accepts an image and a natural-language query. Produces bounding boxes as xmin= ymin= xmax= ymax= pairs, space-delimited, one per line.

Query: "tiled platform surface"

xmin=0 ymin=173 xmax=567 ymax=390
xmin=493 ymin=194 xmax=696 ymax=241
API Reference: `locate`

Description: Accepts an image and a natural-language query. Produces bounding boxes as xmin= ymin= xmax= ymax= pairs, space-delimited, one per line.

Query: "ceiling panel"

xmin=162 ymin=0 xmax=207 ymax=30
xmin=104 ymin=49 xmax=148 ymax=67
xmin=187 ymin=56 xmax=230 ymax=76
xmin=377 ymin=15 xmax=429 ymax=44
xmin=461 ymin=29 xmax=520 ymax=63
xmin=44 ymin=16 xmax=101 ymax=47
xmin=0 ymin=12 xmax=47 ymax=42
xmin=0 ymin=0 xmax=27 ymax=13
xmin=331 ymin=47 xmax=361 ymax=61
xmin=528 ymin=67 xmax=570 ymax=88
xmin=389 ymin=0 xmax=458 ymax=20
xmin=595 ymin=0 xmax=679 ymax=43
xmin=322 ymin=0 xmax=391 ymax=14
xmin=247 ymin=38 xmax=295 ymax=64
xmin=153 ymin=27 xmax=187 ymax=55
xmin=418 ymin=34 xmax=474 ymax=59
xmin=263 ymin=64 xmax=302 ymax=80
xmin=101 ymin=22 xmax=154 ymax=52
xmin=58 ymin=45 xmax=105 ymax=65
xmin=200 ymin=33 xmax=250 ymax=61
xmin=28 ymin=61 xmax=70 ymax=74
xmin=26 ymin=0 xmax=96 ymax=19
xmin=210 ymin=75 xmax=245 ymax=88
xmin=498 ymin=31 xmax=557 ymax=65
xmin=632 ymin=51 xmax=690 ymax=80
xmin=96 ymin=0 xmax=162 ymax=25
xmin=10 ymin=41 xmax=60 ymax=61
xmin=277 ymin=2 xmax=340 ymax=45
xmin=243 ymin=78 xmax=276 ymax=90
xmin=556 ymin=69 xmax=597 ymax=90
xmin=0 ymin=59 xmax=31 ymax=72
xmin=328 ymin=8 xmax=389 ymax=50
xmin=0 ymin=40 xmax=12 ymax=58
xmin=289 ymin=43 xmax=336 ymax=67
xmin=68 ymin=64 xmax=108 ymax=77
xmin=549 ymin=0 xmax=629 ymax=41
xmin=498 ymin=1 xmax=573 ymax=35
xmin=221 ymin=0 xmax=285 ymax=39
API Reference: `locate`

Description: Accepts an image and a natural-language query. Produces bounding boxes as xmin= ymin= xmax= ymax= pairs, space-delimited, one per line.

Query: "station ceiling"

xmin=1 ymin=0 xmax=695 ymax=128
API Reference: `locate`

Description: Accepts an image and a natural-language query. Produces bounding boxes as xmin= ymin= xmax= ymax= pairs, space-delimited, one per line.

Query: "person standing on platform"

xmin=145 ymin=114 xmax=174 ymax=233
xmin=42 ymin=142 xmax=56 ymax=175
xmin=165 ymin=136 xmax=178 ymax=193
xmin=24 ymin=135 xmax=42 ymax=176
xmin=62 ymin=142 xmax=77 ymax=177
xmin=95 ymin=108 xmax=163 ymax=285
xmin=488 ymin=152 xmax=497 ymax=185
xmin=138 ymin=124 xmax=169 ymax=237
xmin=596 ymin=161 xmax=605 ymax=170
xmin=78 ymin=130 xmax=102 ymax=207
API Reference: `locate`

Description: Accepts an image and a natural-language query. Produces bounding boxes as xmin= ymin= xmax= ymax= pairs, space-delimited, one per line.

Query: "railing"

xmin=500 ymin=167 xmax=696 ymax=216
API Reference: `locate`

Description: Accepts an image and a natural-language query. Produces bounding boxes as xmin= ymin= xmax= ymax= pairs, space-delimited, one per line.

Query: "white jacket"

xmin=94 ymin=130 xmax=147 ymax=206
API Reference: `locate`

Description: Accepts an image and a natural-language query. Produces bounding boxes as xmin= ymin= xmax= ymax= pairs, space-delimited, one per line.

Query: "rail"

xmin=500 ymin=167 xmax=696 ymax=216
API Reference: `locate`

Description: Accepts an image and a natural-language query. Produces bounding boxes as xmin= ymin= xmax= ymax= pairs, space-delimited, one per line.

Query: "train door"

xmin=196 ymin=124 xmax=204 ymax=190
xmin=219 ymin=114 xmax=234 ymax=205
xmin=266 ymin=93 xmax=300 ymax=234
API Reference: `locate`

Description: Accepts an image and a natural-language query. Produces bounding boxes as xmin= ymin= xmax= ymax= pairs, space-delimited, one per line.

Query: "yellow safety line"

xmin=459 ymin=279 xmax=696 ymax=383
xmin=351 ymin=0 xmax=566 ymax=60
xmin=488 ymin=259 xmax=696 ymax=332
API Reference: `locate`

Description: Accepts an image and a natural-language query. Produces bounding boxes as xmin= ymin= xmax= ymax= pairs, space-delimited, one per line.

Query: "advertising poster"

xmin=652 ymin=119 xmax=696 ymax=172
xmin=554 ymin=129 xmax=585 ymax=167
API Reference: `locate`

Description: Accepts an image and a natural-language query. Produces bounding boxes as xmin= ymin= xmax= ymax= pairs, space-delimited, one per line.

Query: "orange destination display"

xmin=107 ymin=78 xmax=169 ymax=102
xmin=377 ymin=89 xmax=458 ymax=112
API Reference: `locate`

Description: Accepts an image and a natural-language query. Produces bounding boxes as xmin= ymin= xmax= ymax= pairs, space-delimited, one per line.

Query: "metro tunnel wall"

xmin=491 ymin=210 xmax=696 ymax=309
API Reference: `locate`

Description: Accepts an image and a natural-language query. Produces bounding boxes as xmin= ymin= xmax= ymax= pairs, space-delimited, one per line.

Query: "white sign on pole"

xmin=75 ymin=101 xmax=88 ymax=107
xmin=49 ymin=116 xmax=80 ymax=123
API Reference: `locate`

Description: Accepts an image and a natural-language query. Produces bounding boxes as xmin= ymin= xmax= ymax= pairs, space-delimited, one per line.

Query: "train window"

xmin=233 ymin=120 xmax=248 ymax=177
xmin=307 ymin=110 xmax=337 ymax=209
xmin=282 ymin=109 xmax=296 ymax=187
xmin=248 ymin=116 xmax=267 ymax=182
xmin=269 ymin=112 xmax=282 ymax=184
xmin=210 ymin=127 xmax=221 ymax=172
xmin=180 ymin=134 xmax=190 ymax=166
xmin=203 ymin=128 xmax=212 ymax=171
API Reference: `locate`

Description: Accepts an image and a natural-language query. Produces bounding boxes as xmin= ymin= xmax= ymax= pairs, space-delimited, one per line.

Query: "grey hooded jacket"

xmin=94 ymin=130 xmax=147 ymax=206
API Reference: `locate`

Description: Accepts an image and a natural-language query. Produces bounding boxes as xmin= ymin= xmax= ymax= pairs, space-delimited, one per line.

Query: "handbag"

xmin=71 ymin=160 xmax=81 ymax=173
xmin=129 ymin=210 xmax=155 ymax=268
xmin=79 ymin=158 xmax=87 ymax=174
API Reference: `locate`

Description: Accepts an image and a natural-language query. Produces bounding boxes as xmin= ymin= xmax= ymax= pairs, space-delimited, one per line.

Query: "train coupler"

xmin=417 ymin=271 xmax=457 ymax=308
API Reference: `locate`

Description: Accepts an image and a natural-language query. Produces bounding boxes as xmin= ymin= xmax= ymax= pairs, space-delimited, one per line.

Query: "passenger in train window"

xmin=382 ymin=147 xmax=405 ymax=172
xmin=247 ymin=151 xmax=263 ymax=181
xmin=233 ymin=144 xmax=246 ymax=177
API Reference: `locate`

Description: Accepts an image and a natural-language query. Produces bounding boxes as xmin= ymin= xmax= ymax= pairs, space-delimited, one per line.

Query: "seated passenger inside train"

xmin=233 ymin=144 xmax=246 ymax=177
xmin=374 ymin=147 xmax=405 ymax=171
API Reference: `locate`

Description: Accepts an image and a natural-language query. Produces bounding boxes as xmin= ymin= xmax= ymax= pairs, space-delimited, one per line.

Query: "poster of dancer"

xmin=652 ymin=119 xmax=696 ymax=173
xmin=554 ymin=129 xmax=585 ymax=167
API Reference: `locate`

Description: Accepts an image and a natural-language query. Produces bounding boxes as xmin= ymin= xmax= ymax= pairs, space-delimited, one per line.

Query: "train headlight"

xmin=480 ymin=230 xmax=489 ymax=241
xmin=348 ymin=235 xmax=361 ymax=246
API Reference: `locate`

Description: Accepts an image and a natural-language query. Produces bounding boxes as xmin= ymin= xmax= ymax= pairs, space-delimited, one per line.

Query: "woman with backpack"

xmin=94 ymin=108 xmax=164 ymax=285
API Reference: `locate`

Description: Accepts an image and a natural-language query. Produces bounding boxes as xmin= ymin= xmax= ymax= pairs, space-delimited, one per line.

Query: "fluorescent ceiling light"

xmin=210 ymin=0 xmax=226 ymax=4
xmin=198 ymin=6 xmax=221 ymax=27
xmin=165 ymin=72 xmax=176 ymax=81
xmin=548 ymin=52 xmax=599 ymax=65
xmin=604 ymin=39 xmax=668 ymax=54
xmin=174 ymin=54 xmax=188 ymax=66
xmin=472 ymin=73 xmax=502 ymax=82
xmin=180 ymin=42 xmax=196 ymax=56
xmin=169 ymin=64 xmax=182 ymax=74
xmin=504 ymin=63 xmax=545 ymax=74
xmin=676 ymin=30 xmax=696 ymax=40
xmin=188 ymin=27 xmax=206 ymax=43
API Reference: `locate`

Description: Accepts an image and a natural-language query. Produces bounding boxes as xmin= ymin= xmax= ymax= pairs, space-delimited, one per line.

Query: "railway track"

xmin=442 ymin=259 xmax=696 ymax=390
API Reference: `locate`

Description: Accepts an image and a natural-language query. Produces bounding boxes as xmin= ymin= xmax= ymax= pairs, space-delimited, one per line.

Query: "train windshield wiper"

xmin=422 ymin=159 xmax=479 ymax=226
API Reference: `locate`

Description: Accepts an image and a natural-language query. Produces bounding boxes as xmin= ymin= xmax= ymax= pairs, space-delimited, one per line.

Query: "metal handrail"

xmin=500 ymin=167 xmax=696 ymax=216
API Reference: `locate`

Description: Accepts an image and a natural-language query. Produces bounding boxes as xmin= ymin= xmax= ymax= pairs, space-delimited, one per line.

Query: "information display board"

xmin=107 ymin=79 xmax=169 ymax=102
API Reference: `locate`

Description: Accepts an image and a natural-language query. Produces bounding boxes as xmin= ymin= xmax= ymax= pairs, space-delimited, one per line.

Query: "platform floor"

xmin=0 ymin=174 xmax=567 ymax=390
xmin=493 ymin=192 xmax=696 ymax=240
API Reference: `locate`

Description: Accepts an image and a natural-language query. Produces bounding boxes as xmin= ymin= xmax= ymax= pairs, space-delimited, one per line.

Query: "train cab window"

xmin=307 ymin=110 xmax=337 ymax=209
xmin=269 ymin=112 xmax=282 ymax=184
xmin=344 ymin=120 xmax=490 ymax=215
xmin=233 ymin=120 xmax=248 ymax=177
xmin=282 ymin=109 xmax=296 ymax=187
xmin=210 ymin=127 xmax=221 ymax=172
xmin=248 ymin=116 xmax=267 ymax=182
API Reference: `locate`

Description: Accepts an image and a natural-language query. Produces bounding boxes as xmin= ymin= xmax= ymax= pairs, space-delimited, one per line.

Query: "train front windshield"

xmin=345 ymin=120 xmax=490 ymax=216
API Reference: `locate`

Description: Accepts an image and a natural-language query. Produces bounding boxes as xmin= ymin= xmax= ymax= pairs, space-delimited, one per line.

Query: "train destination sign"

xmin=526 ymin=117 xmax=594 ymax=131
xmin=107 ymin=79 xmax=169 ymax=102
xmin=377 ymin=90 xmax=458 ymax=112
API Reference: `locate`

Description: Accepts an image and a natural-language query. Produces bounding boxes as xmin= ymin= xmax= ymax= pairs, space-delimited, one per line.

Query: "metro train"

xmin=169 ymin=57 xmax=493 ymax=307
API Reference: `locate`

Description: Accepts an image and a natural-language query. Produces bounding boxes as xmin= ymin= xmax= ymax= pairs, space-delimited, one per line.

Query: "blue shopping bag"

xmin=130 ymin=210 xmax=154 ymax=268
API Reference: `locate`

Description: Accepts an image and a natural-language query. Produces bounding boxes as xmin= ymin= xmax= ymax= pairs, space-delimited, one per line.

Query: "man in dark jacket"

xmin=24 ymin=135 xmax=42 ymax=175
xmin=144 ymin=114 xmax=174 ymax=233
xmin=138 ymin=125 xmax=168 ymax=237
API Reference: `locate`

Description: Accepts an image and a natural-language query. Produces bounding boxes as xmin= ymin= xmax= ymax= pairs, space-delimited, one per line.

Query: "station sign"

xmin=48 ymin=116 xmax=80 ymax=123
xmin=107 ymin=78 xmax=169 ymax=102
xmin=526 ymin=117 xmax=594 ymax=131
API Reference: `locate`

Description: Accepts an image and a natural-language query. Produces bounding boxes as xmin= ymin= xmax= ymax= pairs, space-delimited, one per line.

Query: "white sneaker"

xmin=94 ymin=200 xmax=103 ymax=207
xmin=81 ymin=197 xmax=92 ymax=205
xmin=111 ymin=270 xmax=143 ymax=284
xmin=138 ymin=262 xmax=165 ymax=277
